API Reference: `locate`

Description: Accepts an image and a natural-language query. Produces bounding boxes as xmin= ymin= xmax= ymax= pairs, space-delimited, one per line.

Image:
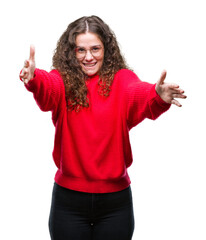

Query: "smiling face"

xmin=75 ymin=32 xmax=104 ymax=77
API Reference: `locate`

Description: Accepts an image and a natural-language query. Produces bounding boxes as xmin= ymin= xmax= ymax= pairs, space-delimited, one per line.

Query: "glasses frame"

xmin=75 ymin=45 xmax=104 ymax=60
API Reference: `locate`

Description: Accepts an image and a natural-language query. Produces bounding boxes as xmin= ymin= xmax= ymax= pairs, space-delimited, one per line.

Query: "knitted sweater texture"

xmin=23 ymin=68 xmax=170 ymax=193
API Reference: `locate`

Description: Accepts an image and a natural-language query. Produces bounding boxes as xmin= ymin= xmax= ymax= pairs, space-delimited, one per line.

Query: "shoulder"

xmin=49 ymin=69 xmax=63 ymax=79
xmin=113 ymin=69 xmax=141 ymax=87
xmin=49 ymin=69 xmax=65 ymax=87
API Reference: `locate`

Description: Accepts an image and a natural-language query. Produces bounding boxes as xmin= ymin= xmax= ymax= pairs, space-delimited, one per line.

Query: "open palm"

xmin=155 ymin=71 xmax=187 ymax=107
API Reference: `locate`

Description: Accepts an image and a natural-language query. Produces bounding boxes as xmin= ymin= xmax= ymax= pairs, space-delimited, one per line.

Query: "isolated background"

xmin=0 ymin=0 xmax=205 ymax=239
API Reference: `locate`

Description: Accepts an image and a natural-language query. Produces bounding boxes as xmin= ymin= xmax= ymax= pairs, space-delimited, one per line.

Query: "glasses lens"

xmin=75 ymin=46 xmax=103 ymax=59
xmin=76 ymin=48 xmax=86 ymax=59
xmin=91 ymin=46 xmax=102 ymax=57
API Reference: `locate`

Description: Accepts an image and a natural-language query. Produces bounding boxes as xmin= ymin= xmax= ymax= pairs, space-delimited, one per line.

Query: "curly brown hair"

xmin=52 ymin=15 xmax=129 ymax=111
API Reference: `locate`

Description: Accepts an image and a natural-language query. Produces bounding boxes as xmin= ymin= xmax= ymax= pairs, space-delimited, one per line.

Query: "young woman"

xmin=20 ymin=15 xmax=186 ymax=240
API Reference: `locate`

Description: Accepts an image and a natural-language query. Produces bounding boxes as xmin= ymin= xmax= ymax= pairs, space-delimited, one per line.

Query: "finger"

xmin=20 ymin=72 xmax=28 ymax=81
xmin=172 ymin=94 xmax=187 ymax=99
xmin=20 ymin=67 xmax=29 ymax=79
xmin=29 ymin=45 xmax=35 ymax=61
xmin=168 ymin=83 xmax=179 ymax=89
xmin=19 ymin=72 xmax=24 ymax=78
xmin=24 ymin=59 xmax=29 ymax=68
xmin=171 ymin=88 xmax=185 ymax=94
xmin=156 ymin=70 xmax=167 ymax=86
xmin=20 ymin=68 xmax=24 ymax=76
xmin=20 ymin=69 xmax=26 ymax=78
xmin=171 ymin=99 xmax=182 ymax=107
xmin=24 ymin=78 xmax=29 ymax=84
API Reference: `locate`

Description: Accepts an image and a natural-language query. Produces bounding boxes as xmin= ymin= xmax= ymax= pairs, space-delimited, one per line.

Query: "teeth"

xmin=84 ymin=63 xmax=96 ymax=67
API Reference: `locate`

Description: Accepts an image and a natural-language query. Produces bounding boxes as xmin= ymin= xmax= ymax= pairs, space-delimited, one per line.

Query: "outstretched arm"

xmin=19 ymin=45 xmax=65 ymax=116
xmin=155 ymin=71 xmax=187 ymax=107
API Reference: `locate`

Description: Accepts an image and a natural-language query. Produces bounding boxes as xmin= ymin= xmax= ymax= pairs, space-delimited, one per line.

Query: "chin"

xmin=85 ymin=71 xmax=98 ymax=76
xmin=81 ymin=64 xmax=101 ymax=77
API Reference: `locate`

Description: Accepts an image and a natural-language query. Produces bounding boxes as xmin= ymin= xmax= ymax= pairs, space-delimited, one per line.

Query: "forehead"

xmin=76 ymin=32 xmax=103 ymax=47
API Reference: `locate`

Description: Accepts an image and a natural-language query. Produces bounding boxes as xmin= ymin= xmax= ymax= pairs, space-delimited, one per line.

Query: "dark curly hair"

xmin=52 ymin=15 xmax=129 ymax=111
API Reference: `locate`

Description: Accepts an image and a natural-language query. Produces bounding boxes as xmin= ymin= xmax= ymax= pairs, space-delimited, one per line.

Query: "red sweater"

xmin=23 ymin=68 xmax=170 ymax=193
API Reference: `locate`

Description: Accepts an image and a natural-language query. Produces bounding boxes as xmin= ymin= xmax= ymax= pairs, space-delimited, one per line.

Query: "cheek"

xmin=96 ymin=60 xmax=103 ymax=72
xmin=98 ymin=58 xmax=104 ymax=66
xmin=98 ymin=54 xmax=104 ymax=67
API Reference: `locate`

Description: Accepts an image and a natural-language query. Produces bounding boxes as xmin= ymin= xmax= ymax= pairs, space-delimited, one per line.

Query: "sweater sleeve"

xmin=21 ymin=68 xmax=65 ymax=124
xmin=124 ymin=70 xmax=171 ymax=129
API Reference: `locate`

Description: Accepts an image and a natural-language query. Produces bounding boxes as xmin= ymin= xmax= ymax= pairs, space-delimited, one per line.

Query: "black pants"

xmin=49 ymin=183 xmax=134 ymax=240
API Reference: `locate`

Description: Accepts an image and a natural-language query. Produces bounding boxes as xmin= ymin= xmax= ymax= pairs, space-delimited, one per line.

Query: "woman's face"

xmin=75 ymin=32 xmax=104 ymax=77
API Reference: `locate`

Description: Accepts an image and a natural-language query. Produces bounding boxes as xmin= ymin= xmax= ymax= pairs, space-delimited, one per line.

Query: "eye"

xmin=76 ymin=48 xmax=86 ymax=53
xmin=92 ymin=46 xmax=101 ymax=52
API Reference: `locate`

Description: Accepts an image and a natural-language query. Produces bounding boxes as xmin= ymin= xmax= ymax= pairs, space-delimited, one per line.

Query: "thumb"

xmin=156 ymin=70 xmax=167 ymax=86
xmin=29 ymin=45 xmax=35 ymax=61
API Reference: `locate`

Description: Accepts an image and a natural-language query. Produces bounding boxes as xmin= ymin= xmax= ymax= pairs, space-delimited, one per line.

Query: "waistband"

xmin=54 ymin=169 xmax=131 ymax=193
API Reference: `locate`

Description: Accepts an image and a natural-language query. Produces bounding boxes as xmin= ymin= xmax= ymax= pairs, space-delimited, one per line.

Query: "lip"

xmin=82 ymin=62 xmax=97 ymax=69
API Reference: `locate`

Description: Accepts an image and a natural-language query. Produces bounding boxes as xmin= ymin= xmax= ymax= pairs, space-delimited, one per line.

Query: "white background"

xmin=0 ymin=0 xmax=205 ymax=239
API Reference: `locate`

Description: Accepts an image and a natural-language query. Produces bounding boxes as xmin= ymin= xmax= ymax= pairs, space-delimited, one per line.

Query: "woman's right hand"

xmin=20 ymin=45 xmax=36 ymax=84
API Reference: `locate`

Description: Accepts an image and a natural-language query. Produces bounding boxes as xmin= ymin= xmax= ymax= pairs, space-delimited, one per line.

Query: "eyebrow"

xmin=76 ymin=44 xmax=102 ymax=48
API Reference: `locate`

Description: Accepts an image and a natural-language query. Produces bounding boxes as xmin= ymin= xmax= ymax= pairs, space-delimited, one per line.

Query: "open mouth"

xmin=83 ymin=62 xmax=97 ymax=68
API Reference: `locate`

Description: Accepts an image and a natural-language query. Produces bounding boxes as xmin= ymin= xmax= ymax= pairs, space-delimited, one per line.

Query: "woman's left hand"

xmin=155 ymin=70 xmax=187 ymax=107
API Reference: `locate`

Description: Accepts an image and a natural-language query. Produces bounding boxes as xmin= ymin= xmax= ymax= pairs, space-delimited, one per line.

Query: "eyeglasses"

xmin=75 ymin=45 xmax=103 ymax=59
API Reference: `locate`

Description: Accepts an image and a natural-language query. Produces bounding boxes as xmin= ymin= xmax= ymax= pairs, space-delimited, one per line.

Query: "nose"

xmin=85 ymin=50 xmax=93 ymax=61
